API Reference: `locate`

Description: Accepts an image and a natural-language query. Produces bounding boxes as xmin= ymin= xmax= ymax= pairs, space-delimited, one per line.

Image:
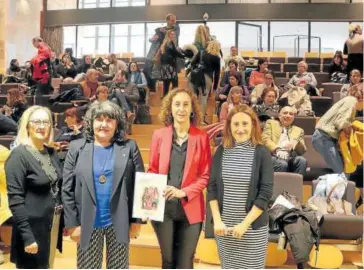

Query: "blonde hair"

xmin=194 ymin=25 xmax=210 ymax=49
xmin=160 ymin=30 xmax=176 ymax=55
xmin=350 ymin=69 xmax=362 ymax=77
xmin=206 ymin=40 xmax=221 ymax=57
xmin=298 ymin=61 xmax=308 ymax=70
xmin=349 ymin=23 xmax=362 ymax=38
xmin=227 ymin=86 xmax=243 ymax=104
xmin=15 ymin=106 xmax=54 ymax=146
xmin=159 ymin=88 xmax=202 ymax=126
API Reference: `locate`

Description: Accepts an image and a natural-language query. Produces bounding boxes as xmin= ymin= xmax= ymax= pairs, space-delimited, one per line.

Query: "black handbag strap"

xmin=199 ymin=50 xmax=204 ymax=65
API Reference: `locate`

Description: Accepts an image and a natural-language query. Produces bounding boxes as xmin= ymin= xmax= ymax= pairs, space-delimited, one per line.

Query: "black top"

xmin=10 ymin=103 xmax=28 ymax=123
xmin=165 ymin=130 xmax=188 ymax=219
xmin=191 ymin=51 xmax=221 ymax=91
xmin=5 ymin=144 xmax=63 ymax=268
xmin=161 ymin=41 xmax=185 ymax=67
xmin=205 ymin=144 xmax=273 ymax=238
xmin=57 ymin=64 xmax=77 ymax=79
xmin=55 ymin=126 xmax=84 ymax=142
xmin=328 ymin=63 xmax=344 ymax=75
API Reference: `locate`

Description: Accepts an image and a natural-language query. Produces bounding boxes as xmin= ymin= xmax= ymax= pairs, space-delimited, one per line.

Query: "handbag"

xmin=190 ymin=50 xmax=205 ymax=87
xmin=310 ymin=182 xmax=352 ymax=215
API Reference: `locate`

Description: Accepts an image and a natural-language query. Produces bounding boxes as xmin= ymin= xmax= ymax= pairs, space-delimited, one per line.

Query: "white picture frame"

xmin=132 ymin=172 xmax=167 ymax=222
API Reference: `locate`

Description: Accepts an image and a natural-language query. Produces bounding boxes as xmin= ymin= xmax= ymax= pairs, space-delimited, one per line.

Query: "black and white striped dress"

xmin=215 ymin=141 xmax=269 ymax=269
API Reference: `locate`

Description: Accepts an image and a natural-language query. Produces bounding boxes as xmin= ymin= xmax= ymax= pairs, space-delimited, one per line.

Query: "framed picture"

xmin=132 ymin=172 xmax=167 ymax=222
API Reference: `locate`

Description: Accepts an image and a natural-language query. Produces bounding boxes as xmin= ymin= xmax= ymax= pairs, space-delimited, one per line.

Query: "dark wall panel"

xmin=44 ymin=3 xmax=363 ymax=26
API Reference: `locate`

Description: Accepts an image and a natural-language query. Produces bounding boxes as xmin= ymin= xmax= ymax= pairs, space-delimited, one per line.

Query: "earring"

xmin=190 ymin=112 xmax=195 ymax=118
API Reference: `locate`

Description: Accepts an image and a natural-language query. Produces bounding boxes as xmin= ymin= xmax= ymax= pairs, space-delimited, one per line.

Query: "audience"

xmin=80 ymin=69 xmax=100 ymax=100
xmin=77 ymin=55 xmax=96 ymax=74
xmin=224 ymin=46 xmax=245 ymax=71
xmin=107 ymin=53 xmax=127 ymax=76
xmin=128 ymin=61 xmax=148 ymax=104
xmin=0 ymin=113 xmax=17 ymax=135
xmin=252 ymin=87 xmax=280 ymax=128
xmin=104 ymin=70 xmax=139 ymax=112
xmin=5 ymin=59 xmax=25 ymax=81
xmin=250 ymin=70 xmax=279 ymax=105
xmin=313 ymin=83 xmax=363 ymax=175
xmin=57 ymin=54 xmax=77 ymax=79
xmin=328 ymin=51 xmax=345 ymax=76
xmin=220 ymin=59 xmax=247 ymax=88
xmin=1 ymin=88 xmax=28 ymax=123
xmin=340 ymin=69 xmax=362 ymax=99
xmin=262 ymin=106 xmax=307 ymax=175
xmin=64 ymin=48 xmax=78 ymax=66
xmin=248 ymin=58 xmax=268 ymax=89
xmin=54 ymin=107 xmax=85 ymax=145
xmin=280 ymin=85 xmax=314 ymax=116
xmin=288 ymin=61 xmax=318 ymax=96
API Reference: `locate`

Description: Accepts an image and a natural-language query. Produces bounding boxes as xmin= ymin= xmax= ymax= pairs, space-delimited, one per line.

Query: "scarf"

xmin=86 ymin=79 xmax=99 ymax=97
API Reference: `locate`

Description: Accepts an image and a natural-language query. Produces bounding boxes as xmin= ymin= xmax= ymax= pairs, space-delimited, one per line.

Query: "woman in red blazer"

xmin=148 ymin=88 xmax=211 ymax=269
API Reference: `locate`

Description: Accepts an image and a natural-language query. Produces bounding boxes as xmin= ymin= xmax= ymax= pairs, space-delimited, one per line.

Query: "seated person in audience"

xmin=224 ymin=46 xmax=245 ymax=71
xmin=262 ymin=106 xmax=307 ymax=175
xmin=250 ymin=70 xmax=280 ymax=105
xmin=1 ymin=88 xmax=28 ymax=123
xmin=95 ymin=85 xmax=135 ymax=123
xmin=107 ymin=53 xmax=127 ymax=77
xmin=0 ymin=113 xmax=17 ymax=135
xmin=5 ymin=59 xmax=26 ymax=82
xmin=220 ymin=59 xmax=247 ymax=89
xmin=64 ymin=47 xmax=78 ymax=66
xmin=50 ymin=52 xmax=60 ymax=78
xmin=329 ymin=51 xmax=345 ymax=76
xmin=57 ymin=54 xmax=77 ymax=79
xmin=24 ymin=61 xmax=36 ymax=88
xmin=288 ymin=61 xmax=319 ymax=96
xmin=54 ymin=107 xmax=85 ymax=148
xmin=104 ymin=70 xmax=139 ymax=111
xmin=252 ymin=87 xmax=280 ymax=128
xmin=128 ymin=61 xmax=148 ymax=104
xmin=80 ymin=69 xmax=100 ymax=100
xmin=77 ymin=55 xmax=96 ymax=74
xmin=248 ymin=58 xmax=268 ymax=89
xmin=216 ymin=71 xmax=248 ymax=116
xmin=313 ymin=83 xmax=363 ymax=175
xmin=280 ymin=85 xmax=314 ymax=116
xmin=340 ymin=69 xmax=362 ymax=99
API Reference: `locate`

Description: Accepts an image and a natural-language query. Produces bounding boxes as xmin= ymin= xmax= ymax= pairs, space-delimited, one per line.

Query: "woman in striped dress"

xmin=206 ymin=104 xmax=274 ymax=269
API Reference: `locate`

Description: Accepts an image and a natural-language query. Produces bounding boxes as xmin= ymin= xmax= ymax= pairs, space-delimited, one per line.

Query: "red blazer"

xmin=148 ymin=125 xmax=211 ymax=224
xmin=31 ymin=42 xmax=51 ymax=83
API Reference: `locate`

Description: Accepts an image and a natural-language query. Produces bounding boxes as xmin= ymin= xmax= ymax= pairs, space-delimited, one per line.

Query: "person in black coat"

xmin=1 ymin=88 xmax=28 ymax=123
xmin=157 ymin=30 xmax=185 ymax=96
xmin=328 ymin=51 xmax=344 ymax=76
xmin=62 ymin=101 xmax=144 ymax=269
xmin=5 ymin=106 xmax=63 ymax=269
xmin=57 ymin=54 xmax=77 ymax=79
xmin=77 ymin=55 xmax=96 ymax=74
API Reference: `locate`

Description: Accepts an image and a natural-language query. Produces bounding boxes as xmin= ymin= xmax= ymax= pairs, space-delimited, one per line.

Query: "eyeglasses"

xmin=29 ymin=120 xmax=51 ymax=127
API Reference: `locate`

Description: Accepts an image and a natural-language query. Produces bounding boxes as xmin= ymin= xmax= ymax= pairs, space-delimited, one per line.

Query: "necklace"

xmin=97 ymin=145 xmax=114 ymax=184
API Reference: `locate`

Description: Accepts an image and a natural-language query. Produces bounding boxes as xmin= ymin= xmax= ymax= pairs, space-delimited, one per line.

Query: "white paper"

xmin=271 ymin=195 xmax=296 ymax=209
xmin=132 ymin=172 xmax=167 ymax=222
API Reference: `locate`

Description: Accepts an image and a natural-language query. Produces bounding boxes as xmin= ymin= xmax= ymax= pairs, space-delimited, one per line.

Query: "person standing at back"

xmin=30 ymin=37 xmax=53 ymax=96
xmin=344 ymin=24 xmax=363 ymax=79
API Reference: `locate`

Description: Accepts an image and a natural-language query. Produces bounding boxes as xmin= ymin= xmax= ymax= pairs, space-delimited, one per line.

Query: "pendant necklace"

xmin=98 ymin=146 xmax=114 ymax=184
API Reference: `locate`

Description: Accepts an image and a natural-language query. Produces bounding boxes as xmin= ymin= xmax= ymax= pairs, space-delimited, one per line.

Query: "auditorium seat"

xmin=26 ymin=95 xmax=34 ymax=106
xmin=305 ymin=57 xmax=320 ymax=65
xmin=268 ymin=63 xmax=281 ymax=72
xmin=34 ymin=95 xmax=52 ymax=106
xmin=0 ymin=83 xmax=20 ymax=94
xmin=322 ymin=58 xmax=332 ymax=65
xmin=274 ymin=72 xmax=286 ymax=78
xmin=269 ymin=57 xmax=286 ymax=64
xmin=312 ymin=180 xmax=363 ymax=239
xmin=308 ymin=64 xmax=320 ymax=72
xmin=51 ymin=102 xmax=75 ymax=113
xmin=275 ymin=77 xmax=289 ymax=86
xmin=321 ymin=82 xmax=343 ymax=99
xmin=59 ymin=83 xmax=81 ymax=93
xmin=53 ymin=112 xmax=66 ymax=129
xmin=303 ymin=135 xmax=332 ymax=181
xmin=287 ymin=57 xmax=303 ymax=63
xmin=293 ymin=116 xmax=318 ymax=135
xmin=310 ymin=96 xmax=332 ymax=117
xmin=332 ymin=91 xmax=341 ymax=104
xmin=283 ymin=63 xmax=297 ymax=72
xmin=0 ymin=135 xmax=15 ymax=149
xmin=313 ymin=72 xmax=330 ymax=88
xmin=322 ymin=64 xmax=330 ymax=73
xmin=0 ymin=95 xmax=6 ymax=105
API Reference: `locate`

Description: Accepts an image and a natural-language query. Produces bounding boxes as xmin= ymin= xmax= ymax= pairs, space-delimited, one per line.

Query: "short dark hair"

xmin=65 ymin=107 xmax=84 ymax=124
xmin=83 ymin=101 xmax=126 ymax=143
xmin=229 ymin=71 xmax=241 ymax=84
xmin=228 ymin=59 xmax=238 ymax=67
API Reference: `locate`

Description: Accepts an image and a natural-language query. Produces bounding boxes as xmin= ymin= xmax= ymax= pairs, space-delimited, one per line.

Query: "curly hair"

xmin=159 ymin=88 xmax=202 ymax=126
xmin=194 ymin=25 xmax=210 ymax=49
xmin=83 ymin=100 xmax=126 ymax=143
xmin=206 ymin=40 xmax=221 ymax=57
xmin=7 ymin=88 xmax=26 ymax=107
